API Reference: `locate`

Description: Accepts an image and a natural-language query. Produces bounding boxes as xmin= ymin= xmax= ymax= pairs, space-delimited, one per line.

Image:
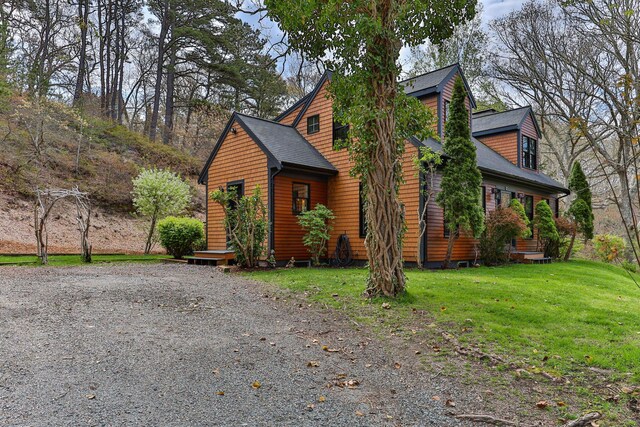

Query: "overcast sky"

xmin=481 ymin=0 xmax=526 ymax=21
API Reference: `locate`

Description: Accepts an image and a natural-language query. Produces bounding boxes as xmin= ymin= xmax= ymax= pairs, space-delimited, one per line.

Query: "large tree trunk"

xmin=162 ymin=43 xmax=176 ymax=145
xmin=72 ymin=0 xmax=89 ymax=107
xmin=443 ymin=231 xmax=457 ymax=269
xmin=149 ymin=0 xmax=169 ymax=142
xmin=363 ymin=6 xmax=405 ymax=296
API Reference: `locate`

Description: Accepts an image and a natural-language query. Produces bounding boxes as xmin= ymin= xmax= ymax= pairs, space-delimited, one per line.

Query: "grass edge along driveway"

xmin=247 ymin=260 xmax=640 ymax=383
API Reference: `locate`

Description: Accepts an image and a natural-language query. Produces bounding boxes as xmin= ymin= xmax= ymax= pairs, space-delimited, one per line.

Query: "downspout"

xmin=205 ymin=180 xmax=208 ymax=249
xmin=268 ymin=166 xmax=282 ymax=256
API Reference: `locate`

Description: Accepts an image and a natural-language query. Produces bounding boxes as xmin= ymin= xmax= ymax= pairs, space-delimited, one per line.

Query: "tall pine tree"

xmin=436 ymin=76 xmax=484 ymax=268
xmin=565 ymin=161 xmax=594 ymax=260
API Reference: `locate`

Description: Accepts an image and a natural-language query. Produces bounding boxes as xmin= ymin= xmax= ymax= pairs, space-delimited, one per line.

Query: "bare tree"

xmin=490 ymin=0 xmax=640 ymax=263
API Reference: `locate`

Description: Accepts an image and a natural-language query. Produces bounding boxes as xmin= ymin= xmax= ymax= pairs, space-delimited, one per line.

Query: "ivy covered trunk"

xmin=364 ymin=1 xmax=405 ymax=297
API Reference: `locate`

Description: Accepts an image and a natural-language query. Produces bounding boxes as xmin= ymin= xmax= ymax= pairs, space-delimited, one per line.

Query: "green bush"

xmin=621 ymin=260 xmax=637 ymax=273
xmin=534 ymin=200 xmax=560 ymax=258
xmin=157 ymin=217 xmax=205 ymax=259
xmin=592 ymin=234 xmax=626 ymax=263
xmin=509 ymin=199 xmax=531 ymax=238
xmin=210 ymin=185 xmax=268 ymax=268
xmin=298 ymin=204 xmax=335 ymax=266
xmin=479 ymin=206 xmax=528 ymax=265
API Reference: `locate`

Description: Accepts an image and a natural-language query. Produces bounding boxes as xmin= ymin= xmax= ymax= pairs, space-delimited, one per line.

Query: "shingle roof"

xmin=414 ymin=136 xmax=568 ymax=193
xmin=235 ymin=114 xmax=336 ymax=173
xmin=472 ymin=107 xmax=535 ymax=135
xmin=400 ymin=64 xmax=458 ymax=96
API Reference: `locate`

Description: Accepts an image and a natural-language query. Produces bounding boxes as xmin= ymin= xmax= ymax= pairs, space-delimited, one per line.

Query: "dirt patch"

xmin=0 ymin=193 xmax=202 ymax=254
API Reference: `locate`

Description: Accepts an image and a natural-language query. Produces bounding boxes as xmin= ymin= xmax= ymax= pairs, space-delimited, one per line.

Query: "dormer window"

xmin=307 ymin=114 xmax=320 ymax=134
xmin=522 ymin=136 xmax=537 ymax=169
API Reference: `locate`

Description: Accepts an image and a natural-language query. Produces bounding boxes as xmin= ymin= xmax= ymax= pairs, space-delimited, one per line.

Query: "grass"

xmin=0 ymin=254 xmax=170 ymax=266
xmin=247 ymin=260 xmax=640 ymax=382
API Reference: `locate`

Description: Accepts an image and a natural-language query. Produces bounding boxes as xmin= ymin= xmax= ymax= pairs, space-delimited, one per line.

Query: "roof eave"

xmin=480 ymin=168 xmax=569 ymax=194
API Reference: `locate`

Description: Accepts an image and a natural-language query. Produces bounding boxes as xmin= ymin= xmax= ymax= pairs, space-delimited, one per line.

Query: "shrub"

xmin=157 ymin=217 xmax=204 ymax=259
xmin=298 ymin=204 xmax=335 ymax=266
xmin=132 ymin=168 xmax=191 ymax=254
xmin=479 ymin=207 xmax=528 ymax=265
xmin=509 ymin=199 xmax=531 ymax=238
xmin=534 ymin=200 xmax=560 ymax=258
xmin=621 ymin=260 xmax=637 ymax=273
xmin=210 ymin=185 xmax=268 ymax=268
xmin=554 ymin=216 xmax=575 ymax=260
xmin=592 ymin=234 xmax=626 ymax=263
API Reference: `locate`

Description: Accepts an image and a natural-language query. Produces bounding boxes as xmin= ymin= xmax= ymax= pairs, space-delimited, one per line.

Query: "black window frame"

xmin=359 ymin=182 xmax=367 ymax=238
xmin=292 ymin=182 xmax=311 ymax=215
xmin=522 ymin=136 xmax=538 ymax=170
xmin=332 ymin=119 xmax=349 ymax=147
xmin=481 ymin=186 xmax=486 ymax=212
xmin=524 ymin=195 xmax=534 ymax=239
xmin=226 ymin=180 xmax=245 ymax=210
xmin=555 ymin=198 xmax=560 ymax=218
xmin=307 ymin=114 xmax=320 ymax=134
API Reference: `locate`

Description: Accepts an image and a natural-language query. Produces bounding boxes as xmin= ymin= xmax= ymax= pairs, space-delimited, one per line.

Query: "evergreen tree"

xmin=509 ymin=198 xmax=531 ymax=238
xmin=436 ymin=75 xmax=484 ymax=268
xmin=568 ymin=161 xmax=592 ymax=210
xmin=534 ymin=200 xmax=559 ymax=257
xmin=564 ymin=161 xmax=594 ymax=259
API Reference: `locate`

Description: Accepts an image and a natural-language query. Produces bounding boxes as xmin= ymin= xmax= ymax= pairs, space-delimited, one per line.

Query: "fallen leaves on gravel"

xmin=432 ymin=395 xmax=441 ymax=401
xmin=86 ymin=394 xmax=96 ymax=400
xmin=445 ymin=399 xmax=456 ymax=407
xmin=536 ymin=400 xmax=549 ymax=409
xmin=216 ymin=391 xmax=224 ymax=396
xmin=394 ymin=362 xmax=401 ymax=369
xmin=252 ymin=380 xmax=261 ymax=389
xmin=355 ymin=410 xmax=364 ymax=417
xmin=307 ymin=361 xmax=320 ymax=367
xmin=318 ymin=396 xmax=326 ymax=402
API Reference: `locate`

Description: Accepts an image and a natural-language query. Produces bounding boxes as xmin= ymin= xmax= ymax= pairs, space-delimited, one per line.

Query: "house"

xmin=198 ymin=64 xmax=569 ymax=267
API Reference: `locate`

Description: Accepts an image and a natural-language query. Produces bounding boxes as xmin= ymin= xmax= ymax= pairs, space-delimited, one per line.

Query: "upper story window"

xmin=332 ymin=120 xmax=349 ymax=146
xmin=443 ymin=100 xmax=451 ymax=126
xmin=292 ymin=182 xmax=310 ymax=214
xmin=307 ymin=114 xmax=320 ymax=134
xmin=522 ymin=136 xmax=537 ymax=169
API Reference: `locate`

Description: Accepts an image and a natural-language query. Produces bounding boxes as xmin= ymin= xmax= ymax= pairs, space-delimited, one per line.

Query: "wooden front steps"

xmin=185 ymin=250 xmax=235 ymax=266
xmin=510 ymin=251 xmax=552 ymax=264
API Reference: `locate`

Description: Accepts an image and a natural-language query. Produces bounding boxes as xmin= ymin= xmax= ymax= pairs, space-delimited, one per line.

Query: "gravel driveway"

xmin=0 ymin=264 xmax=466 ymax=426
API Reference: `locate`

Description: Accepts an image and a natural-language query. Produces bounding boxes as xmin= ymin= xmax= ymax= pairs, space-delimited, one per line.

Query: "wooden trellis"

xmin=34 ymin=187 xmax=92 ymax=264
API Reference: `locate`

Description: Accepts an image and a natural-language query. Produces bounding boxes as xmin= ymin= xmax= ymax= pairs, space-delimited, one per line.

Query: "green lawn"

xmin=0 ymin=254 xmax=170 ymax=266
xmin=247 ymin=260 xmax=640 ymax=381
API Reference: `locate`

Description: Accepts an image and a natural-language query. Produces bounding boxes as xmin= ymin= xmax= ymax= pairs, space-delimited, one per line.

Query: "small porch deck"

xmin=510 ymin=251 xmax=552 ymax=264
xmin=185 ymin=250 xmax=235 ymax=266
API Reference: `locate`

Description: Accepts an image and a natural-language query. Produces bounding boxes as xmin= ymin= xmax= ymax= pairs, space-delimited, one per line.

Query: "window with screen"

xmin=307 ymin=114 xmax=320 ymax=134
xmin=524 ymin=195 xmax=534 ymax=239
xmin=292 ymin=183 xmax=310 ymax=214
xmin=333 ymin=120 xmax=349 ymax=146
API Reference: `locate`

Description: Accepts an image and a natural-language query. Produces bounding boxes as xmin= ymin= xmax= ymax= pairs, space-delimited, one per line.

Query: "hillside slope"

xmin=0 ymin=92 xmax=208 ymax=254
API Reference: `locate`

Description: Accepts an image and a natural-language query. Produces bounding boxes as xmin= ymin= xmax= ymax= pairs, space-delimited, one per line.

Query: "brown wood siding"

xmin=206 ymin=120 xmax=269 ymax=250
xmin=420 ymin=94 xmax=439 ymax=135
xmin=440 ymin=72 xmax=472 ymax=139
xmin=476 ymin=131 xmax=519 ymax=165
xmin=273 ymin=174 xmax=328 ymax=261
xmin=294 ymin=81 xmax=421 ymax=263
xmin=521 ymin=113 xmax=538 ymax=140
xmin=278 ymin=103 xmax=305 ymax=125
xmin=426 ymin=176 xmax=557 ymax=262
